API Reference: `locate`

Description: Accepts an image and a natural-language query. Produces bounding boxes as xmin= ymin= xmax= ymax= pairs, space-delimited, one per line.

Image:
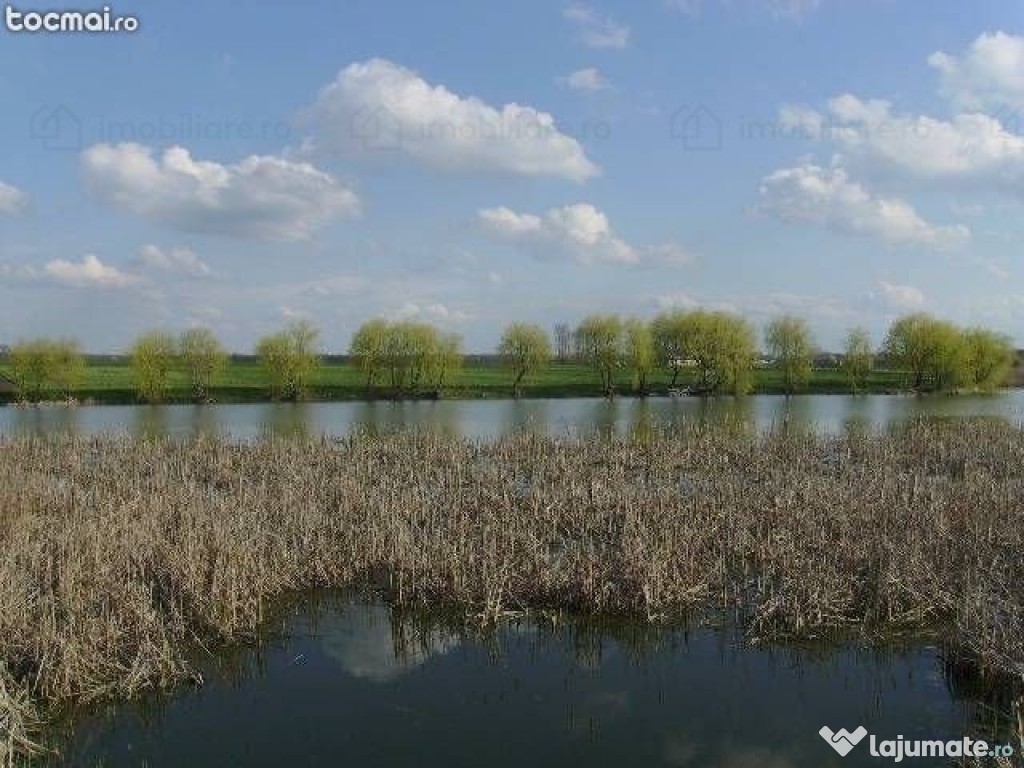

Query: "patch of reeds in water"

xmin=1 ymin=421 xmax=1023 ymax=761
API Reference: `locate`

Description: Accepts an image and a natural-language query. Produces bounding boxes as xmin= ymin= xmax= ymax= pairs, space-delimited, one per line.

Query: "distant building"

xmin=813 ymin=353 xmax=841 ymax=369
xmin=0 ymin=374 xmax=15 ymax=395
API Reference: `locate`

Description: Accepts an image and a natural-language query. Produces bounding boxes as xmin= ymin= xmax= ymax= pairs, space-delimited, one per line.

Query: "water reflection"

xmin=3 ymin=392 xmax=1024 ymax=441
xmin=58 ymin=599 xmax=1018 ymax=768
xmin=318 ymin=604 xmax=458 ymax=683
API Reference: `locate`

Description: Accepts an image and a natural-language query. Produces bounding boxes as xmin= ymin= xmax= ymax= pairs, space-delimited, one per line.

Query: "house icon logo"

xmin=349 ymin=105 xmax=403 ymax=151
xmin=29 ymin=104 xmax=83 ymax=151
xmin=671 ymin=104 xmax=722 ymax=151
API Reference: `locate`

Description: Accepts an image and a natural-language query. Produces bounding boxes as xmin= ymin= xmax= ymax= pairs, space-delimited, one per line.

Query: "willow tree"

xmin=497 ymin=323 xmax=551 ymax=397
xmin=962 ymin=328 xmax=1014 ymax=392
xmin=841 ymin=328 xmax=873 ymax=393
xmin=765 ymin=315 xmax=814 ymax=394
xmin=179 ymin=327 xmax=227 ymax=402
xmin=575 ymin=314 xmax=623 ymax=395
xmin=681 ymin=310 xmax=755 ymax=395
xmin=8 ymin=339 xmax=57 ymax=400
xmin=130 ymin=332 xmax=178 ymax=403
xmin=623 ymin=318 xmax=655 ymax=395
xmin=432 ymin=333 xmax=464 ymax=390
xmin=650 ymin=309 xmax=689 ymax=387
xmin=883 ymin=314 xmax=967 ymax=392
xmin=349 ymin=318 xmax=391 ymax=392
xmin=256 ymin=320 xmax=321 ymax=400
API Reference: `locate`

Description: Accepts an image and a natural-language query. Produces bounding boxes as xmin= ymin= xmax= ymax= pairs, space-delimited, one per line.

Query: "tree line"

xmin=1 ymin=311 xmax=1016 ymax=403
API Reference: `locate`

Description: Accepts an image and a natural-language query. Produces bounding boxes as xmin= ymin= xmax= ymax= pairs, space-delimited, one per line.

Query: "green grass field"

xmin=0 ymin=359 xmax=912 ymax=404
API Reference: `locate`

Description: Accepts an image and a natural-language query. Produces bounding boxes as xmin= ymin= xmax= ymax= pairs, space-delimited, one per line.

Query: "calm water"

xmin=4 ymin=392 xmax=1024 ymax=440
xmin=58 ymin=598 xmax=1016 ymax=768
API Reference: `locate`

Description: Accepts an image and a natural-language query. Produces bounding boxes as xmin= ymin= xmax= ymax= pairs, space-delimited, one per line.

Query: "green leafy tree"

xmin=962 ymin=328 xmax=1014 ymax=392
xmin=575 ymin=314 xmax=623 ymax=395
xmin=497 ymin=323 xmax=552 ymax=397
xmin=404 ymin=322 xmax=440 ymax=391
xmin=765 ymin=315 xmax=814 ymax=394
xmin=841 ymin=328 xmax=874 ymax=393
xmin=51 ymin=339 xmax=86 ymax=400
xmin=349 ymin=319 xmax=391 ymax=392
xmin=713 ymin=313 xmax=757 ymax=395
xmin=130 ymin=332 xmax=178 ymax=403
xmin=650 ymin=310 xmax=689 ymax=387
xmin=256 ymin=320 xmax=322 ymax=400
xmin=8 ymin=339 xmax=58 ymax=401
xmin=431 ymin=332 xmax=463 ymax=390
xmin=623 ymin=318 xmax=655 ymax=394
xmin=179 ymin=328 xmax=227 ymax=401
xmin=883 ymin=313 xmax=968 ymax=392
xmin=678 ymin=310 xmax=755 ymax=394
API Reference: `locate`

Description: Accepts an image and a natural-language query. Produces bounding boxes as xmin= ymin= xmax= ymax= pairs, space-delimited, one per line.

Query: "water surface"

xmin=4 ymin=392 xmax=1024 ymax=440
xmin=59 ymin=598 xmax=1016 ymax=768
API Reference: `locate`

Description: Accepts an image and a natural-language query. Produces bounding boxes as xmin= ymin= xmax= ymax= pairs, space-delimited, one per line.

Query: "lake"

xmin=4 ymin=391 xmax=1024 ymax=440
xmin=56 ymin=596 xmax=1017 ymax=768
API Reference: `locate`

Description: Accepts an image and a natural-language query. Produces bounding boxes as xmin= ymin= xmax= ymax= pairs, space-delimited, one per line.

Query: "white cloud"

xmin=307 ymin=59 xmax=599 ymax=182
xmin=43 ymin=254 xmax=138 ymax=289
xmin=782 ymin=95 xmax=1024 ymax=196
xmin=873 ymin=281 xmax=926 ymax=311
xmin=560 ymin=67 xmax=611 ymax=92
xmin=564 ymin=3 xmax=630 ymax=49
xmin=929 ymin=32 xmax=1024 ymax=112
xmin=81 ymin=143 xmax=360 ymax=241
xmin=138 ymin=244 xmax=214 ymax=278
xmin=389 ymin=302 xmax=471 ymax=323
xmin=0 ymin=181 xmax=27 ymax=216
xmin=480 ymin=203 xmax=638 ymax=264
xmin=668 ymin=0 xmax=820 ymax=18
xmin=757 ymin=163 xmax=970 ymax=249
xmin=480 ymin=203 xmax=693 ymax=267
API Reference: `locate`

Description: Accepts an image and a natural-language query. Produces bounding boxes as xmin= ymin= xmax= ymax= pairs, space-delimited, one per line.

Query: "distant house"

xmin=0 ymin=374 xmax=15 ymax=395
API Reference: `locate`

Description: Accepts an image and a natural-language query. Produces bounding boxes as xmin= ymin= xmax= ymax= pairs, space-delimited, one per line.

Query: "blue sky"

xmin=2 ymin=0 xmax=1023 ymax=352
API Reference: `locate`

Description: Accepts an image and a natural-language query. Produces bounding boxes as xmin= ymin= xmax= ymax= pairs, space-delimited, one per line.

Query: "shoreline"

xmin=2 ymin=384 xmax=1018 ymax=409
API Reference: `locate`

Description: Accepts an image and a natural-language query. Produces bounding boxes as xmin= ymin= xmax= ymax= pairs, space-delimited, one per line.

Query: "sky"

xmin=2 ymin=0 xmax=1024 ymax=353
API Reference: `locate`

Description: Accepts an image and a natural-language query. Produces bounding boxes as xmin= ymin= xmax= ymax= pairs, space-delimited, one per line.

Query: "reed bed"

xmin=1 ymin=421 xmax=1023 ymax=761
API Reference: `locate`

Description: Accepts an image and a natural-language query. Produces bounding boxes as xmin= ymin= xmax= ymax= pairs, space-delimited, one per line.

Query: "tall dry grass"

xmin=0 ymin=421 xmax=1023 ymax=761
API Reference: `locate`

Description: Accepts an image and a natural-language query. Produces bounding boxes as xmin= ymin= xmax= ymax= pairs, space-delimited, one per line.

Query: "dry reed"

xmin=0 ymin=421 xmax=1022 ymax=761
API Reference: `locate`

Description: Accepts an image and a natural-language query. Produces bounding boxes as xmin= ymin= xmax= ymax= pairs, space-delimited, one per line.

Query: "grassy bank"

xmin=0 ymin=359 xmax=914 ymax=405
xmin=1 ymin=422 xmax=1023 ymax=762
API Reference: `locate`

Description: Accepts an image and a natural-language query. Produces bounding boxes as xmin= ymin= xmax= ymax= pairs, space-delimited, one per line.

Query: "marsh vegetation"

xmin=1 ymin=421 xmax=1023 ymax=762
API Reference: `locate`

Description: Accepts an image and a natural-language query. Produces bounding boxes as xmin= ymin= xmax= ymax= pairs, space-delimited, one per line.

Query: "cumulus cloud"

xmin=43 ymin=254 xmax=138 ymax=289
xmin=0 ymin=181 xmax=27 ymax=215
xmin=306 ymin=59 xmax=599 ymax=182
xmin=388 ymin=302 xmax=471 ymax=323
xmin=81 ymin=143 xmax=360 ymax=241
xmin=559 ymin=67 xmax=611 ymax=92
xmin=479 ymin=203 xmax=693 ymax=266
xmin=873 ymin=281 xmax=926 ymax=311
xmin=781 ymin=94 xmax=1024 ymax=197
xmin=563 ymin=3 xmax=630 ymax=49
xmin=480 ymin=203 xmax=638 ymax=264
xmin=138 ymin=244 xmax=214 ymax=278
xmin=929 ymin=32 xmax=1024 ymax=112
xmin=757 ymin=163 xmax=970 ymax=249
